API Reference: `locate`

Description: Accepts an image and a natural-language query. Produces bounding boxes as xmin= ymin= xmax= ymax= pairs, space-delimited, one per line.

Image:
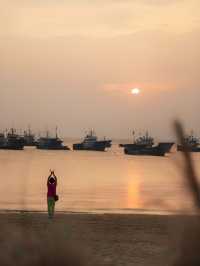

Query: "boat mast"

xmin=28 ymin=125 xmax=31 ymax=136
xmin=55 ymin=126 xmax=58 ymax=138
xmin=132 ymin=130 xmax=135 ymax=143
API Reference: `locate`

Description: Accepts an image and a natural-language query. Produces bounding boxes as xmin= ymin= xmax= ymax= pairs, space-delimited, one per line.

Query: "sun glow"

xmin=131 ymin=88 xmax=140 ymax=95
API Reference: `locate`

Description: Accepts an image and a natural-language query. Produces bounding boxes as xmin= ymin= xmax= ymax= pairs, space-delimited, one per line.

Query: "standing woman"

xmin=47 ymin=170 xmax=58 ymax=218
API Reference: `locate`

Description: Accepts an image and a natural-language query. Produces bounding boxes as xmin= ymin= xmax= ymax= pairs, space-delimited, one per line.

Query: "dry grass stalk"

xmin=173 ymin=120 xmax=200 ymax=266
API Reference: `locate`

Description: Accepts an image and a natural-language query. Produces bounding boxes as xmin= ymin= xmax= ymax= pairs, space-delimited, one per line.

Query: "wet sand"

xmin=0 ymin=212 xmax=186 ymax=266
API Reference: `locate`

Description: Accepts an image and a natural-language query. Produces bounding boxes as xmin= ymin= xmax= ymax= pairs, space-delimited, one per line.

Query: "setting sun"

xmin=131 ymin=88 xmax=140 ymax=95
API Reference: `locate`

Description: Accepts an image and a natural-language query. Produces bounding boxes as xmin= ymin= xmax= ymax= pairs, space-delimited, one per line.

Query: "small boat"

xmin=73 ymin=130 xmax=112 ymax=151
xmin=124 ymin=142 xmax=174 ymax=156
xmin=0 ymin=129 xmax=24 ymax=150
xmin=36 ymin=130 xmax=70 ymax=150
xmin=177 ymin=133 xmax=200 ymax=152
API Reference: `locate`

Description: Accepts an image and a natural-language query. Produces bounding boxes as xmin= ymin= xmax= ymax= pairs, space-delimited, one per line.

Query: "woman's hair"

xmin=49 ymin=177 xmax=55 ymax=184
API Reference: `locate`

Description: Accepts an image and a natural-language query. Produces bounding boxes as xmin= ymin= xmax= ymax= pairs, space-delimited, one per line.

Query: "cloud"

xmin=134 ymin=0 xmax=184 ymax=6
xmin=3 ymin=0 xmax=184 ymax=6
xmin=1 ymin=0 xmax=199 ymax=38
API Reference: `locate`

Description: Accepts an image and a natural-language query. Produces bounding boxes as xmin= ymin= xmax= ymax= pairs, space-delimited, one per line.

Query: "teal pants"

xmin=47 ymin=197 xmax=55 ymax=218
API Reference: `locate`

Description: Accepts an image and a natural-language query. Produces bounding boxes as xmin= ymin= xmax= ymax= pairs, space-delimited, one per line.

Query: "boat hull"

xmin=124 ymin=147 xmax=165 ymax=156
xmin=36 ymin=145 xmax=70 ymax=150
xmin=25 ymin=144 xmax=37 ymax=147
xmin=0 ymin=145 xmax=24 ymax=150
xmin=177 ymin=145 xmax=200 ymax=152
xmin=124 ymin=142 xmax=174 ymax=157
xmin=73 ymin=140 xmax=111 ymax=151
xmin=23 ymin=141 xmax=37 ymax=147
xmin=119 ymin=143 xmax=151 ymax=149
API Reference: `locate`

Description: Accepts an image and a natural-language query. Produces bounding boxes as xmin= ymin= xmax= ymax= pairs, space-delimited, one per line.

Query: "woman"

xmin=47 ymin=170 xmax=57 ymax=218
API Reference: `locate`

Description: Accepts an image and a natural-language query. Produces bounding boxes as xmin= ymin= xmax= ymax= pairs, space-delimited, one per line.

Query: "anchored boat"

xmin=124 ymin=142 xmax=174 ymax=156
xmin=177 ymin=133 xmax=200 ymax=152
xmin=36 ymin=130 xmax=70 ymax=150
xmin=73 ymin=130 xmax=112 ymax=151
xmin=120 ymin=132 xmax=174 ymax=156
xmin=0 ymin=129 xmax=24 ymax=150
xmin=120 ymin=131 xmax=154 ymax=149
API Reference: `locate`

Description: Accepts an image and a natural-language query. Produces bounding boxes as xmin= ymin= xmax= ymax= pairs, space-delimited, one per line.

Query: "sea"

xmin=0 ymin=140 xmax=200 ymax=214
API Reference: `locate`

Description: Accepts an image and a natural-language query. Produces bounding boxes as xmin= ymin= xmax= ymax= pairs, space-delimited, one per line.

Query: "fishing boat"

xmin=0 ymin=129 xmax=24 ymax=150
xmin=73 ymin=130 xmax=112 ymax=151
xmin=119 ymin=131 xmax=154 ymax=149
xmin=120 ymin=131 xmax=174 ymax=156
xmin=124 ymin=142 xmax=174 ymax=156
xmin=177 ymin=133 xmax=200 ymax=152
xmin=36 ymin=130 xmax=70 ymax=150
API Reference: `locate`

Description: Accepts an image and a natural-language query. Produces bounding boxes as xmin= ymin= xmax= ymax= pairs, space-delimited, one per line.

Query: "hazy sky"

xmin=1 ymin=0 xmax=199 ymax=139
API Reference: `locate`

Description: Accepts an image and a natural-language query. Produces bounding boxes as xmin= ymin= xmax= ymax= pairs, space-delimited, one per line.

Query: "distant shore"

xmin=0 ymin=212 xmax=194 ymax=265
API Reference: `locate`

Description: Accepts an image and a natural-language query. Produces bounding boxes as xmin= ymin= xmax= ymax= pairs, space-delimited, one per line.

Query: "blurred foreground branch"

xmin=173 ymin=120 xmax=200 ymax=266
xmin=174 ymin=120 xmax=200 ymax=210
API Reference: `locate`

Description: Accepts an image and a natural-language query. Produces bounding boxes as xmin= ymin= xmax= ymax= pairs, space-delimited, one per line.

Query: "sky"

xmin=0 ymin=0 xmax=200 ymax=139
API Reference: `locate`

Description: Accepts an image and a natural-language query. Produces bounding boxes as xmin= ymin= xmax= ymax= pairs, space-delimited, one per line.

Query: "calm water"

xmin=0 ymin=142 xmax=200 ymax=214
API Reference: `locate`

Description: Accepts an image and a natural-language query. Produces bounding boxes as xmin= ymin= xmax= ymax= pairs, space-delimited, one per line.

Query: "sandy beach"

xmin=0 ymin=212 xmax=190 ymax=266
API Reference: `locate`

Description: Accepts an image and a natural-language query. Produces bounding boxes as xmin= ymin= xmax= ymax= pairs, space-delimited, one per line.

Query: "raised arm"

xmin=47 ymin=173 xmax=52 ymax=185
xmin=52 ymin=172 xmax=58 ymax=185
xmin=47 ymin=170 xmax=58 ymax=185
xmin=47 ymin=170 xmax=54 ymax=184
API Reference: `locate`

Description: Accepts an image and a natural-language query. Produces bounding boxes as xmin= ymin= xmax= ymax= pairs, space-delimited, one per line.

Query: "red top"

xmin=47 ymin=182 xmax=56 ymax=197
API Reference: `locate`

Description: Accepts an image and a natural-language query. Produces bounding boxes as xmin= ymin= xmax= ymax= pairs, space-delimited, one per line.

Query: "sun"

xmin=131 ymin=88 xmax=140 ymax=95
